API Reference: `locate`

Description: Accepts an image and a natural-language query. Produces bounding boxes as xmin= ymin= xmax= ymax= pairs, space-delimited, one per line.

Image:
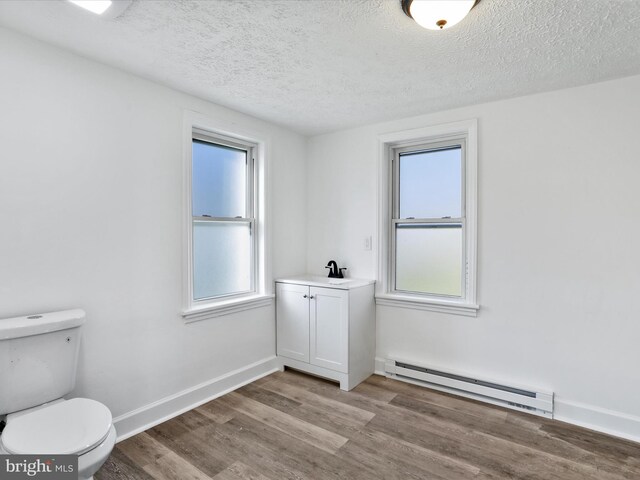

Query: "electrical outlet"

xmin=364 ymin=236 xmax=372 ymax=251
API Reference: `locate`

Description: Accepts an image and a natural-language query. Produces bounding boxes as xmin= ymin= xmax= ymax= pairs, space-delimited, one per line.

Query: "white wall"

xmin=0 ymin=28 xmax=307 ymax=436
xmin=307 ymin=74 xmax=640 ymax=441
xmin=3 ymin=21 xmax=639 ymax=444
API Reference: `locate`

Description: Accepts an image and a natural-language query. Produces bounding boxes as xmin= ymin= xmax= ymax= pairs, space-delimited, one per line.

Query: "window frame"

xmin=182 ymin=111 xmax=273 ymax=323
xmin=191 ymin=129 xmax=257 ymax=302
xmin=391 ymin=139 xmax=467 ymax=299
xmin=377 ymin=120 xmax=479 ymax=317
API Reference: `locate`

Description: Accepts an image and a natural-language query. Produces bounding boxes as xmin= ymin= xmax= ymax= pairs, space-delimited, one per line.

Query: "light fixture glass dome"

xmin=407 ymin=0 xmax=477 ymax=30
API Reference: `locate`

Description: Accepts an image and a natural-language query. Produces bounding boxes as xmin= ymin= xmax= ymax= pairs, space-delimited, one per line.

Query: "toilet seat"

xmin=1 ymin=398 xmax=112 ymax=455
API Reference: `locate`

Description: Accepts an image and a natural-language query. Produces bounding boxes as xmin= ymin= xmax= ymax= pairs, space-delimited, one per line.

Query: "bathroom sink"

xmin=295 ymin=275 xmax=353 ymax=286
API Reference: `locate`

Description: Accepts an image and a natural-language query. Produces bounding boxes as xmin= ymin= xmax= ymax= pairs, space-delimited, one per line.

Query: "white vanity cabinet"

xmin=276 ymin=275 xmax=375 ymax=391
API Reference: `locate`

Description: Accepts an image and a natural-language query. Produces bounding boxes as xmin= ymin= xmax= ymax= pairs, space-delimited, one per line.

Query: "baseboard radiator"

xmin=384 ymin=358 xmax=554 ymax=418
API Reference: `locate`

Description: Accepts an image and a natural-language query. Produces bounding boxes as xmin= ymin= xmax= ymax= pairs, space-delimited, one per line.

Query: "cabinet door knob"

xmin=309 ymin=295 xmax=315 ymax=299
xmin=303 ymin=294 xmax=308 ymax=298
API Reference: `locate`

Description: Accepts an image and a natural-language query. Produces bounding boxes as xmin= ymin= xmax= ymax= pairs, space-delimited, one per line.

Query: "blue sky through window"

xmin=399 ymin=146 xmax=461 ymax=219
xmin=192 ymin=140 xmax=246 ymax=218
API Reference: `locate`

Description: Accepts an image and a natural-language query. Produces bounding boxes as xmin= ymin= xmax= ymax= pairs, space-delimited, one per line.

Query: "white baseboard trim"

xmin=374 ymin=356 xmax=386 ymax=376
xmin=554 ymin=398 xmax=640 ymax=444
xmin=375 ymin=356 xmax=640 ymax=444
xmin=113 ymin=356 xmax=279 ymax=442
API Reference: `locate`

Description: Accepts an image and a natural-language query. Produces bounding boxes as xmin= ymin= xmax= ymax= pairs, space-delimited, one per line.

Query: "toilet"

xmin=0 ymin=309 xmax=116 ymax=479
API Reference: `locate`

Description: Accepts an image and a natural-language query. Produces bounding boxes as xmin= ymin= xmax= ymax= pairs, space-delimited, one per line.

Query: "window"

xmin=393 ymin=141 xmax=464 ymax=297
xmin=378 ymin=120 xmax=478 ymax=316
xmin=182 ymin=112 xmax=272 ymax=322
xmin=191 ymin=130 xmax=255 ymax=300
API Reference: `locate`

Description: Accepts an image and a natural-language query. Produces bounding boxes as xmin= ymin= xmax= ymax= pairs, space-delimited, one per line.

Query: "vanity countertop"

xmin=275 ymin=274 xmax=375 ymax=290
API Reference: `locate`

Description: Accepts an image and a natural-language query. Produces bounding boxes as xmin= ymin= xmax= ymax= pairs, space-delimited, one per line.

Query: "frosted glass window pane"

xmin=193 ymin=221 xmax=251 ymax=300
xmin=399 ymin=147 xmax=461 ymax=219
xmin=395 ymin=225 xmax=462 ymax=297
xmin=192 ymin=140 xmax=246 ymax=218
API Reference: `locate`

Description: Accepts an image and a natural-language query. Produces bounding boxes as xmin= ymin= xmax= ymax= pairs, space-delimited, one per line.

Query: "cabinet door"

xmin=309 ymin=286 xmax=348 ymax=373
xmin=276 ymin=283 xmax=310 ymax=362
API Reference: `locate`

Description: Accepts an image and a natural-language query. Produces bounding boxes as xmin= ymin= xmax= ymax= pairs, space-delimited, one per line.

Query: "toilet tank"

xmin=0 ymin=309 xmax=85 ymax=415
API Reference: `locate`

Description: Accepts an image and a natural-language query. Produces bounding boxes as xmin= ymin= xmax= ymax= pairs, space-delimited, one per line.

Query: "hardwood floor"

xmin=97 ymin=369 xmax=640 ymax=480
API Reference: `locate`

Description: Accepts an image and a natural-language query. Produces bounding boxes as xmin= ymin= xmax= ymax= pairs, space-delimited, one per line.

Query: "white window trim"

xmin=182 ymin=110 xmax=273 ymax=323
xmin=376 ymin=119 xmax=479 ymax=317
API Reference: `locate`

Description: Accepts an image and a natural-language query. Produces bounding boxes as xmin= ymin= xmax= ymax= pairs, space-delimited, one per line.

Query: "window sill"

xmin=183 ymin=294 xmax=275 ymax=323
xmin=375 ymin=293 xmax=479 ymax=317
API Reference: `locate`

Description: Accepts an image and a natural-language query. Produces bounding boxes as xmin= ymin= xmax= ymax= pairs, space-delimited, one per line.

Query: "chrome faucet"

xmin=325 ymin=260 xmax=346 ymax=278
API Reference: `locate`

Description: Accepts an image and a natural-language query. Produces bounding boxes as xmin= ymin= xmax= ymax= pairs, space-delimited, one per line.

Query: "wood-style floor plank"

xmin=97 ymin=448 xmax=157 ymax=480
xmin=212 ymin=461 xmax=271 ymax=480
xmin=142 ymin=450 xmax=213 ymax=480
xmin=97 ymin=370 xmax=640 ymax=480
xmin=257 ymin=378 xmax=376 ymax=425
xmin=391 ymin=393 xmax=640 ymax=479
xmin=216 ymin=391 xmax=349 ymax=454
xmin=145 ymin=411 xmax=233 ymax=477
xmin=116 ymin=432 xmax=172 ymax=469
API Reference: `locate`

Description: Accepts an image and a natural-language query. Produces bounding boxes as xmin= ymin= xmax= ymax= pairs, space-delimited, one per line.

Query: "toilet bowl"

xmin=0 ymin=398 xmax=116 ymax=480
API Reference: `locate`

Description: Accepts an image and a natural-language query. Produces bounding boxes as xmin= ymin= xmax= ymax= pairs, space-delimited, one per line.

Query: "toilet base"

xmin=78 ymin=425 xmax=117 ymax=480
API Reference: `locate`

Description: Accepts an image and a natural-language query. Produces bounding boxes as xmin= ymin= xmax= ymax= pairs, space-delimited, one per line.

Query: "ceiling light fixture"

xmin=67 ymin=0 xmax=132 ymax=18
xmin=68 ymin=0 xmax=112 ymax=15
xmin=401 ymin=0 xmax=480 ymax=30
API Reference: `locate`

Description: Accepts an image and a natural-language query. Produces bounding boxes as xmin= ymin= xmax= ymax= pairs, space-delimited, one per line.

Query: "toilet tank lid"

xmin=0 ymin=309 xmax=86 ymax=340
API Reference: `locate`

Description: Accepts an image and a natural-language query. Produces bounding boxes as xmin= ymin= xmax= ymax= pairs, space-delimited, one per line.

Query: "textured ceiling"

xmin=0 ymin=0 xmax=639 ymax=135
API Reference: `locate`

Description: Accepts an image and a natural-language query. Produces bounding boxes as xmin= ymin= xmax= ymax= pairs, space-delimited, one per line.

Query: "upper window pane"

xmin=192 ymin=139 xmax=247 ymax=218
xmin=399 ymin=146 xmax=462 ymax=219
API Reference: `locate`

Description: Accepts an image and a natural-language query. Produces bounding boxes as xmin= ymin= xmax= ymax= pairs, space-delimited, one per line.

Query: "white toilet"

xmin=0 ymin=309 xmax=116 ymax=479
